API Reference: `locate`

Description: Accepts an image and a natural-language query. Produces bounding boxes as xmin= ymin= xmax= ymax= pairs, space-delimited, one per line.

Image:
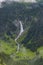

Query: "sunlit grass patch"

xmin=37 ymin=46 xmax=43 ymax=57
xmin=13 ymin=46 xmax=36 ymax=60
xmin=0 ymin=40 xmax=16 ymax=55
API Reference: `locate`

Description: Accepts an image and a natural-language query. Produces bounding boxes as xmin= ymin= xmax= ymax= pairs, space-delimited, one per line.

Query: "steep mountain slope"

xmin=21 ymin=19 xmax=43 ymax=51
xmin=0 ymin=2 xmax=41 ymax=39
xmin=17 ymin=3 xmax=43 ymax=51
xmin=0 ymin=2 xmax=43 ymax=65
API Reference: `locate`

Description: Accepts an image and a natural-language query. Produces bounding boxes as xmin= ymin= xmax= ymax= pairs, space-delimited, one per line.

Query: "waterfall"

xmin=15 ymin=21 xmax=24 ymax=53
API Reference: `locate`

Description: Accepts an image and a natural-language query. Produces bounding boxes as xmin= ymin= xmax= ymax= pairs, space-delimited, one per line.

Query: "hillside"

xmin=0 ymin=2 xmax=43 ymax=65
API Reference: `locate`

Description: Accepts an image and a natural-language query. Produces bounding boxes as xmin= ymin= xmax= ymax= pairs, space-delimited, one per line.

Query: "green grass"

xmin=0 ymin=40 xmax=16 ymax=55
xmin=13 ymin=46 xmax=36 ymax=60
xmin=0 ymin=34 xmax=43 ymax=61
xmin=37 ymin=46 xmax=43 ymax=57
xmin=0 ymin=33 xmax=36 ymax=60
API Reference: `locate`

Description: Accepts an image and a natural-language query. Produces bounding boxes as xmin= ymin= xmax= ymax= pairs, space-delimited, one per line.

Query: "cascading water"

xmin=15 ymin=21 xmax=24 ymax=53
xmin=10 ymin=20 xmax=24 ymax=57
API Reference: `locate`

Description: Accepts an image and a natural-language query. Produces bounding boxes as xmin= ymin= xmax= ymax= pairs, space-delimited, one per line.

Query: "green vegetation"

xmin=0 ymin=40 xmax=16 ymax=55
xmin=37 ymin=47 xmax=43 ymax=57
xmin=17 ymin=28 xmax=29 ymax=43
xmin=0 ymin=52 xmax=43 ymax=65
xmin=0 ymin=2 xmax=43 ymax=65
